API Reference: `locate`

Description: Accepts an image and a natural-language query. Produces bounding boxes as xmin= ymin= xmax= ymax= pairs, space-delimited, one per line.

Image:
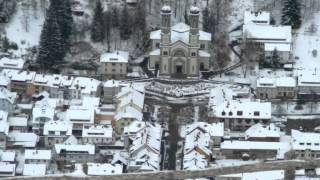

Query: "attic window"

xmin=315 ymin=143 xmax=319 ymax=146
xmin=299 ymin=143 xmax=304 ymax=145
xmin=221 ymin=111 xmax=226 ymax=116
xmin=228 ymin=111 xmax=233 ymax=116
xmin=237 ymin=111 xmax=243 ymax=116
xmin=254 ymin=111 xmax=260 ymax=116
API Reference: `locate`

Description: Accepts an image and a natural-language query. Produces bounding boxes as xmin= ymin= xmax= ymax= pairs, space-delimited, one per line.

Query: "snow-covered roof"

xmin=24 ymin=150 xmax=51 ymax=160
xmin=117 ymin=88 xmax=144 ymax=110
xmin=7 ymin=132 xmax=39 ymax=148
xmin=124 ymin=120 xmax=146 ymax=135
xmin=184 ymin=127 xmax=212 ymax=157
xmin=150 ymin=22 xmax=211 ymax=43
xmin=221 ymin=170 xmax=284 ymax=180
xmin=23 ymin=164 xmax=46 ymax=176
xmin=291 ymin=129 xmax=320 ymax=151
xmin=82 ymin=125 xmax=113 ymax=138
xmin=71 ymin=77 xmax=100 ymax=95
xmin=0 ymin=111 xmax=9 ymax=135
xmin=221 ymin=141 xmax=290 ymax=159
xmin=87 ymin=163 xmax=123 ymax=176
xmin=245 ymin=123 xmax=280 ymax=139
xmin=43 ymin=120 xmax=72 ymax=136
xmin=244 ymin=11 xmax=270 ymax=25
xmin=183 ymin=150 xmax=208 ymax=170
xmin=199 ymin=50 xmax=210 ymax=58
xmin=0 ymin=151 xmax=15 ymax=162
xmin=65 ymin=107 xmax=94 ymax=124
xmin=55 ymin=144 xmax=95 ymax=155
xmin=32 ymin=101 xmax=55 ymax=123
xmin=257 ymin=77 xmax=296 ymax=88
xmin=0 ymin=163 xmax=15 ymax=174
xmin=0 ymin=75 xmax=10 ymax=87
xmin=264 ymin=43 xmax=291 ymax=52
xmin=1 ymin=69 xmax=36 ymax=82
xmin=100 ymin=51 xmax=129 ymax=63
xmin=0 ymin=57 xmax=25 ymax=70
xmin=115 ymin=106 xmax=143 ymax=121
xmin=129 ymin=123 xmax=162 ymax=171
xmin=104 ymin=80 xmax=120 ymax=88
xmin=209 ymin=88 xmax=271 ymax=120
xmin=298 ymin=69 xmax=320 ymax=87
xmin=185 ymin=122 xmax=224 ymax=137
xmin=8 ymin=116 xmax=28 ymax=127
xmin=243 ymin=24 xmax=292 ymax=44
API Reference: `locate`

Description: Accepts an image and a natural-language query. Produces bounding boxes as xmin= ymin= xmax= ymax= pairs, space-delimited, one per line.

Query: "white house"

xmin=244 ymin=11 xmax=270 ymax=25
xmin=245 ymin=123 xmax=281 ymax=142
xmin=8 ymin=115 xmax=28 ymax=132
xmin=7 ymin=132 xmax=39 ymax=148
xmin=256 ymin=77 xmax=296 ymax=99
xmin=70 ymin=77 xmax=101 ymax=99
xmin=297 ymin=69 xmax=320 ymax=98
xmin=0 ymin=163 xmax=15 ymax=177
xmin=54 ymin=144 xmax=96 ymax=164
xmin=81 ymin=125 xmax=115 ymax=146
xmin=291 ymin=129 xmax=320 ymax=159
xmin=208 ymin=87 xmax=271 ymax=131
xmin=23 ymin=164 xmax=46 ymax=176
xmin=43 ymin=120 xmax=72 ymax=147
xmin=99 ymin=51 xmax=129 ymax=79
xmin=31 ymin=98 xmax=56 ymax=135
xmin=65 ymin=106 xmax=95 ymax=136
xmin=24 ymin=150 xmax=52 ymax=167
xmin=0 ymin=87 xmax=17 ymax=112
xmin=0 ymin=57 xmax=25 ymax=70
xmin=128 ymin=123 xmax=162 ymax=172
xmin=0 ymin=111 xmax=9 ymax=149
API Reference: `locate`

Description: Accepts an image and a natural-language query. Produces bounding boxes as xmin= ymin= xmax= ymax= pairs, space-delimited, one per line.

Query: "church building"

xmin=149 ymin=2 xmax=212 ymax=78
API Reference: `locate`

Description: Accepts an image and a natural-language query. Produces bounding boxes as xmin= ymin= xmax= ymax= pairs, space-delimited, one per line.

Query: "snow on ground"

xmin=293 ymin=12 xmax=320 ymax=70
xmin=5 ymin=2 xmax=45 ymax=57
xmin=228 ymin=0 xmax=254 ymax=31
xmin=214 ymin=159 xmax=261 ymax=167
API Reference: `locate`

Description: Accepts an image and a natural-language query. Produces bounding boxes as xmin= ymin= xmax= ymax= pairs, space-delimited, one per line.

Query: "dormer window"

xmin=254 ymin=111 xmax=260 ymax=116
xmin=221 ymin=111 xmax=226 ymax=116
xmin=237 ymin=111 xmax=243 ymax=116
xmin=228 ymin=111 xmax=233 ymax=116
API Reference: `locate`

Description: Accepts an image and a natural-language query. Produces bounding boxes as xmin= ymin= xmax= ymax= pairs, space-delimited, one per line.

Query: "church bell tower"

xmin=189 ymin=1 xmax=200 ymax=46
xmin=161 ymin=0 xmax=171 ymax=45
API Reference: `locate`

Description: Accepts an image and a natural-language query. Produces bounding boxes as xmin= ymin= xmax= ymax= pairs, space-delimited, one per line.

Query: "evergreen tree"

xmin=184 ymin=8 xmax=189 ymax=25
xmin=91 ymin=0 xmax=105 ymax=42
xmin=104 ymin=10 xmax=112 ymax=49
xmin=202 ymin=7 xmax=209 ymax=32
xmin=2 ymin=36 xmax=9 ymax=52
xmin=111 ymin=6 xmax=119 ymax=28
xmin=120 ymin=5 xmax=131 ymax=40
xmin=50 ymin=0 xmax=73 ymax=53
xmin=134 ymin=0 xmax=147 ymax=43
xmin=271 ymin=48 xmax=280 ymax=68
xmin=281 ymin=0 xmax=301 ymax=29
xmin=37 ymin=8 xmax=64 ymax=71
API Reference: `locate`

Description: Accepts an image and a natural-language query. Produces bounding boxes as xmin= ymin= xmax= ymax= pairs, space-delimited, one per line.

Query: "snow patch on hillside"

xmin=5 ymin=2 xmax=45 ymax=56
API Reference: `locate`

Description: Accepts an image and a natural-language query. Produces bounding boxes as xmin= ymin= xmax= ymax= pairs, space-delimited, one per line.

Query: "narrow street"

xmin=167 ymin=106 xmax=181 ymax=170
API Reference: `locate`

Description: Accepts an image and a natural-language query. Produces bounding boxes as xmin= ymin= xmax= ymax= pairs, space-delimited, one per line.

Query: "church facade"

xmin=149 ymin=3 xmax=212 ymax=78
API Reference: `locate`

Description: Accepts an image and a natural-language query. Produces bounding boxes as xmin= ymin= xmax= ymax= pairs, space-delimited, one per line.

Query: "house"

xmin=0 ymin=163 xmax=15 ymax=177
xmin=65 ymin=106 xmax=95 ymax=136
xmin=127 ymin=123 xmax=162 ymax=172
xmin=99 ymin=51 xmax=129 ymax=80
xmin=256 ymin=77 xmax=296 ymax=99
xmin=23 ymin=164 xmax=46 ymax=176
xmin=149 ymin=3 xmax=211 ymax=78
xmin=290 ymin=129 xmax=320 ymax=159
xmin=87 ymin=163 xmax=123 ymax=176
xmin=0 ymin=57 xmax=25 ymax=70
xmin=31 ymin=98 xmax=56 ymax=135
xmin=245 ymin=123 xmax=281 ymax=142
xmin=8 ymin=115 xmax=28 ymax=132
xmin=0 ymin=151 xmax=16 ymax=163
xmin=123 ymin=120 xmax=146 ymax=149
xmin=0 ymin=87 xmax=17 ymax=112
xmin=54 ymin=144 xmax=95 ymax=164
xmin=24 ymin=150 xmax=52 ymax=167
xmin=43 ymin=120 xmax=72 ymax=147
xmin=183 ymin=151 xmax=208 ymax=170
xmin=115 ymin=85 xmax=145 ymax=134
xmin=7 ymin=132 xmax=39 ymax=148
xmin=48 ymin=75 xmax=74 ymax=99
xmin=95 ymin=104 xmax=116 ymax=125
xmin=81 ymin=125 xmax=115 ymax=146
xmin=220 ymin=140 xmax=290 ymax=160
xmin=297 ymin=69 xmax=320 ymax=99
xmin=69 ymin=77 xmax=101 ymax=99
xmin=208 ymin=87 xmax=271 ymax=131
xmin=102 ymin=80 xmax=120 ymax=103
xmin=1 ymin=69 xmax=36 ymax=96
xmin=0 ymin=111 xmax=9 ymax=148
xmin=242 ymin=11 xmax=292 ymax=63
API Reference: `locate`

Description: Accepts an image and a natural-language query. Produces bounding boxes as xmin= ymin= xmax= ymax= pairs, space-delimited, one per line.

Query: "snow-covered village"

xmin=1 ymin=0 xmax=320 ymax=179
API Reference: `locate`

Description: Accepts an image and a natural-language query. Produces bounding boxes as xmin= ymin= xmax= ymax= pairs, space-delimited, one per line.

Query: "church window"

xmin=163 ymin=51 xmax=168 ymax=56
xmin=200 ymin=44 xmax=205 ymax=49
xmin=156 ymin=43 xmax=160 ymax=48
xmin=192 ymin=66 xmax=195 ymax=72
xmin=191 ymin=52 xmax=196 ymax=57
xmin=164 ymin=65 xmax=167 ymax=71
xmin=174 ymin=50 xmax=185 ymax=57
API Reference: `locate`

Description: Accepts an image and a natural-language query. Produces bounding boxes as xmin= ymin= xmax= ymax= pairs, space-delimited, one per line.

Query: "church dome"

xmin=190 ymin=5 xmax=200 ymax=14
xmin=161 ymin=5 xmax=171 ymax=13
